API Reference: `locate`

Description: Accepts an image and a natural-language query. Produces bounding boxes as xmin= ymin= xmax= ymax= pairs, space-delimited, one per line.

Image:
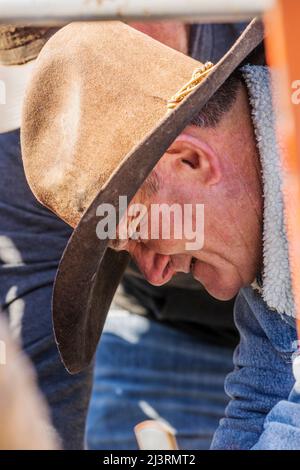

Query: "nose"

xmin=131 ymin=244 xmax=174 ymax=286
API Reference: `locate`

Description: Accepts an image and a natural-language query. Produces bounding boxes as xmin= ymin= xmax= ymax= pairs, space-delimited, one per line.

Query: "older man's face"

xmin=112 ymin=85 xmax=263 ymax=301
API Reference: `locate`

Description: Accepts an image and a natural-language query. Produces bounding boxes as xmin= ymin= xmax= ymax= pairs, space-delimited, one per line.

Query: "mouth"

xmin=163 ymin=260 xmax=172 ymax=280
xmin=167 ymin=257 xmax=197 ymax=277
xmin=190 ymin=257 xmax=197 ymax=273
xmin=135 ymin=252 xmax=199 ymax=286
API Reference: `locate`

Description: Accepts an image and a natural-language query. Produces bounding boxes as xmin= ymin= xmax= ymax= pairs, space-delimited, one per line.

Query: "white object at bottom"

xmin=134 ymin=420 xmax=178 ymax=450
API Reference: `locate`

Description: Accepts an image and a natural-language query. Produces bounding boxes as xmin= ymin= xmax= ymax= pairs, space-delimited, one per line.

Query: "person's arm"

xmin=251 ymin=357 xmax=300 ymax=450
xmin=0 ymin=25 xmax=58 ymax=66
xmin=211 ymin=287 xmax=297 ymax=449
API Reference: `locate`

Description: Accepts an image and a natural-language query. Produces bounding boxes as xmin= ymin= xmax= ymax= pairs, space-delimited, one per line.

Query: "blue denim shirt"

xmin=211 ymin=286 xmax=300 ymax=449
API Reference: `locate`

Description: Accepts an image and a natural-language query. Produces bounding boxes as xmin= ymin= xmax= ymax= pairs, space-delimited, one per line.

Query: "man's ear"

xmin=166 ymin=133 xmax=222 ymax=186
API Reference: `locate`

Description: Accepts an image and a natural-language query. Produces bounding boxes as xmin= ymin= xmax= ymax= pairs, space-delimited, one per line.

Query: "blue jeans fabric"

xmin=0 ymin=130 xmax=93 ymax=449
xmin=211 ymin=286 xmax=299 ymax=450
xmin=86 ymin=309 xmax=234 ymax=450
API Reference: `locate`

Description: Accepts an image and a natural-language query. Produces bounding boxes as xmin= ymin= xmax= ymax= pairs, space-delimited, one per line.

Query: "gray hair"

xmin=191 ymin=69 xmax=243 ymax=128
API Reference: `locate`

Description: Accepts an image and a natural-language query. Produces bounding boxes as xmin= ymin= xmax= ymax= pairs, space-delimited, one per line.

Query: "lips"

xmin=190 ymin=257 xmax=197 ymax=272
xmin=145 ymin=255 xmax=198 ymax=285
xmin=190 ymin=257 xmax=201 ymax=282
xmin=132 ymin=245 xmax=199 ymax=286
xmin=162 ymin=260 xmax=173 ymax=280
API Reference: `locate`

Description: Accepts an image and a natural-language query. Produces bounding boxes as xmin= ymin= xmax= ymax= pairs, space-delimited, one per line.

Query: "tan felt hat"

xmin=21 ymin=20 xmax=264 ymax=373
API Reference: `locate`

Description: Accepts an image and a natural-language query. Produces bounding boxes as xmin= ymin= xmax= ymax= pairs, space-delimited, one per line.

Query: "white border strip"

xmin=0 ymin=0 xmax=274 ymax=23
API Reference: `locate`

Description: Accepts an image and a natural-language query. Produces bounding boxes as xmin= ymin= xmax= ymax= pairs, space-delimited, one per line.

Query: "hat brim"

xmin=52 ymin=18 xmax=264 ymax=374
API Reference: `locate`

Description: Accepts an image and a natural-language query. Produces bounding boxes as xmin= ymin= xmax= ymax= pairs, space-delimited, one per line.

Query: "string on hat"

xmin=167 ymin=62 xmax=214 ymax=110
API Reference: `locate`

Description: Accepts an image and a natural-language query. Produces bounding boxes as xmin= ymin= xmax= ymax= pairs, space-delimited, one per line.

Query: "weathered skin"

xmin=114 ymin=84 xmax=263 ymax=301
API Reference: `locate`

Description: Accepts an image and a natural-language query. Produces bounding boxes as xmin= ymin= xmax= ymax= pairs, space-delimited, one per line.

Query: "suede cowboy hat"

xmin=21 ymin=19 xmax=264 ymax=374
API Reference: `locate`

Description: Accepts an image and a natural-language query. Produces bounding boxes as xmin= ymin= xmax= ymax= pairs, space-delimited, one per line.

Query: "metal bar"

xmin=264 ymin=0 xmax=300 ymax=339
xmin=0 ymin=0 xmax=274 ymax=24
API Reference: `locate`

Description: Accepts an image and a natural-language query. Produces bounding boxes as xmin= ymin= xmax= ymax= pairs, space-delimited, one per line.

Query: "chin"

xmin=207 ymin=286 xmax=238 ymax=301
xmin=193 ymin=266 xmax=242 ymax=301
xmin=206 ymin=277 xmax=243 ymax=300
xmin=193 ymin=262 xmax=243 ymax=301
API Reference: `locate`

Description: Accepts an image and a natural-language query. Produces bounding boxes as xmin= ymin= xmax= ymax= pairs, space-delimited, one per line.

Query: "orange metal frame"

xmin=264 ymin=0 xmax=300 ymax=339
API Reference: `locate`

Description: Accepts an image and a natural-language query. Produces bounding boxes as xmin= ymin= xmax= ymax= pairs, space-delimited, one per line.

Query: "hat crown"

xmin=21 ymin=21 xmax=200 ymax=227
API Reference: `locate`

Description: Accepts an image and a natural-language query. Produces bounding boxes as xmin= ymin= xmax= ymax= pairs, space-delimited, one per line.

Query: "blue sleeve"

xmin=251 ymin=385 xmax=300 ymax=449
xmin=211 ymin=287 xmax=297 ymax=450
